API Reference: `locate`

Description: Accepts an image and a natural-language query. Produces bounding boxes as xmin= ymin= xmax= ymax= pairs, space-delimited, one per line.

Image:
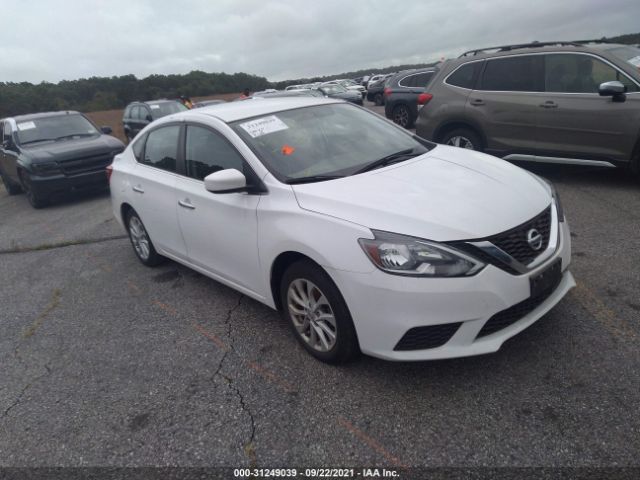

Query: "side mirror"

xmin=145 ymin=114 xmax=153 ymax=122
xmin=599 ymin=81 xmax=626 ymax=102
xmin=204 ymin=169 xmax=247 ymax=194
xmin=101 ymin=126 xmax=113 ymax=134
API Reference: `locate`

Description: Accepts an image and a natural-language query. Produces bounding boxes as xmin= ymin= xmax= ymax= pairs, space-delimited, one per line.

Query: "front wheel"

xmin=19 ymin=170 xmax=47 ymax=208
xmin=1 ymin=171 xmax=22 ymax=195
xmin=280 ymin=260 xmax=359 ymax=364
xmin=125 ymin=210 xmax=164 ymax=266
xmin=441 ymin=128 xmax=482 ymax=151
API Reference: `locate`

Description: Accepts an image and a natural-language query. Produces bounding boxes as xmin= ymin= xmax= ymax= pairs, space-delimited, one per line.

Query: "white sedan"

xmin=109 ymin=97 xmax=574 ymax=363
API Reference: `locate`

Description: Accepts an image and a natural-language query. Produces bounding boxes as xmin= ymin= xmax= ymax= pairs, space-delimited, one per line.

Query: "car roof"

xmin=12 ymin=111 xmax=81 ymax=122
xmin=179 ymin=97 xmax=341 ymax=123
xmin=456 ymin=42 xmax=624 ymax=61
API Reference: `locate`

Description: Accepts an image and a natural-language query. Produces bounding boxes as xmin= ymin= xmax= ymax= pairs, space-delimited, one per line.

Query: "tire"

xmin=441 ymin=127 xmax=482 ymax=151
xmin=280 ymin=260 xmax=360 ymax=364
xmin=18 ymin=170 xmax=47 ymax=208
xmin=374 ymin=93 xmax=383 ymax=106
xmin=392 ymin=104 xmax=414 ymax=129
xmin=0 ymin=171 xmax=22 ymax=195
xmin=125 ymin=209 xmax=165 ymax=267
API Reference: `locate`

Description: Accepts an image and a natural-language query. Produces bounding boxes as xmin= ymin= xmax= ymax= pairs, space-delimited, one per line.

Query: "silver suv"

xmin=415 ymin=41 xmax=640 ymax=174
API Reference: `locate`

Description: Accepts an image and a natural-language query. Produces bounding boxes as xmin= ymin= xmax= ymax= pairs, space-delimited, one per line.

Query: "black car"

xmin=122 ymin=100 xmax=187 ymax=141
xmin=316 ymin=84 xmax=363 ymax=105
xmin=383 ymin=67 xmax=437 ymax=128
xmin=0 ymin=111 xmax=124 ymax=208
xmin=366 ymin=74 xmax=393 ymax=105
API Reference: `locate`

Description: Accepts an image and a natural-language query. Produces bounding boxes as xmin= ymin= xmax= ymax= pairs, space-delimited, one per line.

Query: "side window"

xmin=398 ymin=74 xmax=416 ymax=88
xmin=139 ymin=107 xmax=150 ymax=121
xmin=545 ymin=54 xmax=639 ymax=93
xmin=130 ymin=106 xmax=140 ymax=120
xmin=131 ymin=133 xmax=147 ymax=161
xmin=185 ymin=125 xmax=245 ymax=180
xmin=412 ymin=72 xmax=434 ymax=87
xmin=0 ymin=122 xmax=4 ymax=143
xmin=142 ymin=125 xmax=180 ymax=172
xmin=446 ymin=62 xmax=482 ymax=89
xmin=480 ymin=55 xmax=543 ymax=92
xmin=3 ymin=122 xmax=11 ymax=143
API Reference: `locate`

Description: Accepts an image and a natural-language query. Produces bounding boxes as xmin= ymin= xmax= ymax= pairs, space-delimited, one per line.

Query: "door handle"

xmin=470 ymin=99 xmax=485 ymax=106
xmin=178 ymin=199 xmax=196 ymax=210
xmin=539 ymin=101 xmax=558 ymax=109
xmin=132 ymin=185 xmax=144 ymax=193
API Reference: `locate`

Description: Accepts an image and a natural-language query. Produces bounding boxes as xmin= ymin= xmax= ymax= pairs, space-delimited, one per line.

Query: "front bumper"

xmin=327 ymin=220 xmax=574 ymax=361
xmin=29 ymin=170 xmax=109 ymax=198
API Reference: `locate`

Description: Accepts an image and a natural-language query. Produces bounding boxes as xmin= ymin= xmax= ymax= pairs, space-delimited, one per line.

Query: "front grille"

xmin=59 ymin=153 xmax=113 ymax=176
xmin=476 ymin=272 xmax=561 ymax=338
xmin=394 ymin=323 xmax=462 ymax=351
xmin=489 ymin=207 xmax=551 ymax=265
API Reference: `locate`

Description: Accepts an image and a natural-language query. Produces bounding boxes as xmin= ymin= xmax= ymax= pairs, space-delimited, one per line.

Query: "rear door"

xmin=174 ymin=123 xmax=264 ymax=298
xmin=467 ymin=54 xmax=544 ymax=155
xmin=0 ymin=121 xmax=19 ymax=182
xmin=537 ymin=52 xmax=640 ymax=162
xmin=127 ymin=124 xmax=187 ymax=259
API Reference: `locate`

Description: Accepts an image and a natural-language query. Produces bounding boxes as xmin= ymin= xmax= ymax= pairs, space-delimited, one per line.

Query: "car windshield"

xmin=606 ymin=46 xmax=640 ymax=67
xmin=149 ymin=102 xmax=188 ymax=119
xmin=231 ymin=103 xmax=430 ymax=182
xmin=340 ymin=80 xmax=357 ymax=87
xmin=321 ymin=84 xmax=348 ymax=94
xmin=16 ymin=114 xmax=99 ymax=144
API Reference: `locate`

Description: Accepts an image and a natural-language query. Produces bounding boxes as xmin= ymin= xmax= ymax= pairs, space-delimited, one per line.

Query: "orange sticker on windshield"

xmin=281 ymin=145 xmax=295 ymax=156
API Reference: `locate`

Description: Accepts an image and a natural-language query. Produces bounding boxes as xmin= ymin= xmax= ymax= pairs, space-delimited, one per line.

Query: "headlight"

xmin=358 ymin=230 xmax=485 ymax=277
xmin=31 ymin=162 xmax=62 ymax=176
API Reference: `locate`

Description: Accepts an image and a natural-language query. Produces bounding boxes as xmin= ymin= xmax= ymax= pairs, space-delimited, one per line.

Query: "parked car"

xmin=192 ymin=99 xmax=226 ymax=108
xmin=110 ymin=97 xmax=573 ymax=363
xmin=366 ymin=74 xmax=393 ymax=105
xmin=316 ymin=84 xmax=363 ymax=105
xmin=322 ymin=79 xmax=366 ymax=97
xmin=367 ymin=74 xmax=386 ymax=89
xmin=383 ymin=67 xmax=438 ymax=128
xmin=0 ymin=111 xmax=124 ymax=208
xmin=415 ymin=41 xmax=640 ymax=173
xmin=122 ymin=100 xmax=187 ymax=141
xmin=253 ymin=90 xmax=324 ymax=99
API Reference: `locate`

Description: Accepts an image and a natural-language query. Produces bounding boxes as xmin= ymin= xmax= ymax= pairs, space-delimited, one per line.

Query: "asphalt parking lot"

xmin=1 ymin=102 xmax=639 ymax=470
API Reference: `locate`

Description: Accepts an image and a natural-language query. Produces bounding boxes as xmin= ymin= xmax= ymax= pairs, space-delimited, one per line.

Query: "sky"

xmin=2 ymin=0 xmax=639 ymax=84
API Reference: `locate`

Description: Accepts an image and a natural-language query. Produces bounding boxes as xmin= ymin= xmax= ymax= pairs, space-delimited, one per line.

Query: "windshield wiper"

xmin=20 ymin=138 xmax=56 ymax=145
xmin=353 ymin=148 xmax=423 ymax=174
xmin=286 ymin=175 xmax=344 ymax=185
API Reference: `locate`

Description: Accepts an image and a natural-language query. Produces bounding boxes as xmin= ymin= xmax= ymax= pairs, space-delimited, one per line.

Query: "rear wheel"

xmin=374 ymin=93 xmax=384 ymax=106
xmin=19 ymin=170 xmax=47 ymax=208
xmin=441 ymin=128 xmax=482 ymax=151
xmin=125 ymin=210 xmax=164 ymax=266
xmin=280 ymin=260 xmax=359 ymax=364
xmin=392 ymin=104 xmax=414 ymax=129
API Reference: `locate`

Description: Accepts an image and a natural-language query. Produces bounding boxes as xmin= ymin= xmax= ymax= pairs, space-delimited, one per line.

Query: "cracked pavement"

xmin=1 ymin=107 xmax=640 ymax=468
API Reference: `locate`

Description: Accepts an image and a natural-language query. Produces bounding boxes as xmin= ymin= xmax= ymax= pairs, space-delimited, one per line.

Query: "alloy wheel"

xmin=128 ymin=216 xmax=151 ymax=260
xmin=393 ymin=106 xmax=409 ymax=127
xmin=446 ymin=136 xmax=475 ymax=149
xmin=287 ymin=279 xmax=337 ymax=352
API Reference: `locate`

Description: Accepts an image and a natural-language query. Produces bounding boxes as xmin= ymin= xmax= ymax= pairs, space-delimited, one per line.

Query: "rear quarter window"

xmin=445 ymin=62 xmax=483 ymax=89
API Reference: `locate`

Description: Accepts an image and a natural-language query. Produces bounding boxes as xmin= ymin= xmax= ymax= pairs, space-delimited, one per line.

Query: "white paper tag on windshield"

xmin=17 ymin=121 xmax=36 ymax=131
xmin=239 ymin=115 xmax=288 ymax=138
xmin=150 ymin=104 xmax=160 ymax=109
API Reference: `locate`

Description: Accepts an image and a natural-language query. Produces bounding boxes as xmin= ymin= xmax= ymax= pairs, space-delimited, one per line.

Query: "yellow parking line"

xmin=573 ymin=282 xmax=637 ymax=340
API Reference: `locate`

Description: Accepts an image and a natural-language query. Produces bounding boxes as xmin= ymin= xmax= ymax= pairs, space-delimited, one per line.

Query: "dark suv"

xmin=415 ymin=42 xmax=640 ymax=173
xmin=383 ymin=67 xmax=437 ymax=128
xmin=122 ymin=100 xmax=187 ymax=141
xmin=0 ymin=111 xmax=124 ymax=208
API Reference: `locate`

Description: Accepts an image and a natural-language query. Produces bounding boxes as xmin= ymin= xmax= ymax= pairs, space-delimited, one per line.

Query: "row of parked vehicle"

xmin=2 ymin=40 xmax=639 ymax=210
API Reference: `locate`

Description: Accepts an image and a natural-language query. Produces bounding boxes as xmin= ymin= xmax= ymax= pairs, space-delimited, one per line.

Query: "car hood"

xmin=291 ymin=146 xmax=551 ymax=241
xmin=21 ymin=135 xmax=124 ymax=163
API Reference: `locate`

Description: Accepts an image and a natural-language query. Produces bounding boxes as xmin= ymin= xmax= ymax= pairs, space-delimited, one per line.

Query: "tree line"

xmin=0 ymin=71 xmax=270 ymax=118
